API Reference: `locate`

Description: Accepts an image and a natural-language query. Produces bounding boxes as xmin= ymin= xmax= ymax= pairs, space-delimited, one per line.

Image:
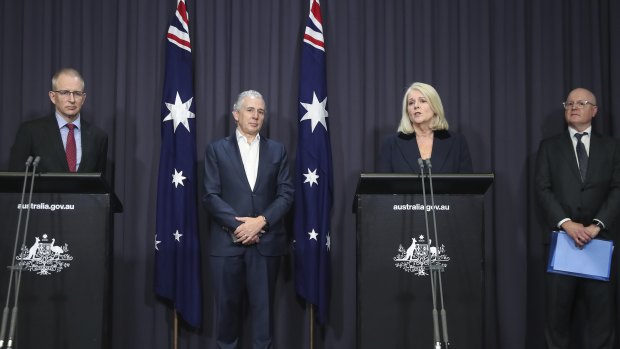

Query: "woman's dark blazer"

xmin=377 ymin=130 xmax=473 ymax=173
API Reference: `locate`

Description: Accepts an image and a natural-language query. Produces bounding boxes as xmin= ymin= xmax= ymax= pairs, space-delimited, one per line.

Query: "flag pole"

xmin=173 ymin=309 xmax=178 ymax=349
xmin=308 ymin=303 xmax=314 ymax=349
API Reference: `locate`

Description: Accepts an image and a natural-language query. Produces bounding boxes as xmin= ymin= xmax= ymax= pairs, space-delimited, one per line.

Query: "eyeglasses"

xmin=53 ymin=90 xmax=86 ymax=99
xmin=563 ymin=100 xmax=595 ymax=109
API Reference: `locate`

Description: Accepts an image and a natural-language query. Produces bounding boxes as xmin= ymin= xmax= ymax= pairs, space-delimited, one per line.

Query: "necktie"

xmin=574 ymin=132 xmax=588 ymax=181
xmin=66 ymin=123 xmax=77 ymax=172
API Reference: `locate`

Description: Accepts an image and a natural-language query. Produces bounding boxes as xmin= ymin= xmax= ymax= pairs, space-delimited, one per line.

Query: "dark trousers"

xmin=545 ymin=272 xmax=616 ymax=349
xmin=211 ymin=248 xmax=281 ymax=349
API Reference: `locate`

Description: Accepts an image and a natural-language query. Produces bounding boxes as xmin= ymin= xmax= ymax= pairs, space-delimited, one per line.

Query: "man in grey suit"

xmin=536 ymin=87 xmax=620 ymax=348
xmin=8 ymin=67 xmax=108 ymax=173
xmin=203 ymin=90 xmax=294 ymax=349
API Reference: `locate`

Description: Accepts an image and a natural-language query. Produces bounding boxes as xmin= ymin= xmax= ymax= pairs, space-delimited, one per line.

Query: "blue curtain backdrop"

xmin=0 ymin=0 xmax=619 ymax=348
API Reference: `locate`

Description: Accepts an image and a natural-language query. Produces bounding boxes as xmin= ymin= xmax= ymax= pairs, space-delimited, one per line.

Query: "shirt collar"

xmin=568 ymin=125 xmax=592 ymax=138
xmin=235 ymin=128 xmax=260 ymax=144
xmin=55 ymin=112 xmax=81 ymax=129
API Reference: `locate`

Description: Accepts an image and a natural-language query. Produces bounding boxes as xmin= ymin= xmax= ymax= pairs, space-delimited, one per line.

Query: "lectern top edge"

xmin=355 ymin=172 xmax=495 ymax=195
xmin=0 ymin=172 xmax=123 ymax=212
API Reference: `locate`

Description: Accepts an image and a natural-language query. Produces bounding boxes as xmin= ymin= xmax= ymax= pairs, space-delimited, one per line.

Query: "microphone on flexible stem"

xmin=425 ymin=159 xmax=449 ymax=348
xmin=5 ymin=156 xmax=40 ymax=349
xmin=0 ymin=157 xmax=33 ymax=349
xmin=417 ymin=158 xmax=441 ymax=349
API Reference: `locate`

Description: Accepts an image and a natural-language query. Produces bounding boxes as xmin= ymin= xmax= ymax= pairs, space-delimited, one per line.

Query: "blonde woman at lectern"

xmin=377 ymin=82 xmax=472 ymax=173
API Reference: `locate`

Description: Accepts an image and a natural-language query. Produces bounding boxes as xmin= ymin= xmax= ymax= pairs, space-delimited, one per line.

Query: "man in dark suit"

xmin=203 ymin=90 xmax=294 ymax=349
xmin=8 ymin=68 xmax=108 ymax=173
xmin=536 ymin=87 xmax=620 ymax=348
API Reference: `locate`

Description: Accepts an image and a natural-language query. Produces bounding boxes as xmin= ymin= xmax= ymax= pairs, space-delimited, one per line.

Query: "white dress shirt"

xmin=568 ymin=125 xmax=592 ymax=159
xmin=236 ymin=129 xmax=260 ymax=191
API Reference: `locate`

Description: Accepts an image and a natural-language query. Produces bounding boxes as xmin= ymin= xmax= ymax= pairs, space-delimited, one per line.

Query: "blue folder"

xmin=547 ymin=231 xmax=614 ymax=281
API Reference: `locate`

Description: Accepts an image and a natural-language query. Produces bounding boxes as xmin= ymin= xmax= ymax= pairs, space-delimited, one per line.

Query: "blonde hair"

xmin=397 ymin=82 xmax=449 ymax=134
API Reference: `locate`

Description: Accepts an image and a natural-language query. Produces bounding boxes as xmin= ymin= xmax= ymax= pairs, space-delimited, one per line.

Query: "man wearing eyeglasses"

xmin=8 ymin=67 xmax=108 ymax=173
xmin=536 ymin=88 xmax=620 ymax=348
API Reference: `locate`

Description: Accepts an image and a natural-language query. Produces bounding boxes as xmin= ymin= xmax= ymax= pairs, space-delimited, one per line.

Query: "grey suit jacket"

xmin=202 ymin=134 xmax=294 ymax=256
xmin=8 ymin=115 xmax=108 ymax=173
xmin=535 ymin=130 xmax=620 ymax=241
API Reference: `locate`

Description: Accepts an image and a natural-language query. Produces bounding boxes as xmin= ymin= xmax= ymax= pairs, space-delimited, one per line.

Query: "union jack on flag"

xmin=294 ymin=0 xmax=333 ymax=324
xmin=154 ymin=0 xmax=202 ymax=328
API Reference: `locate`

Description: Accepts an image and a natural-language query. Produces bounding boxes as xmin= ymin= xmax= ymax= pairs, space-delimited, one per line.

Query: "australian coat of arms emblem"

xmin=16 ymin=234 xmax=73 ymax=275
xmin=393 ymin=235 xmax=450 ymax=276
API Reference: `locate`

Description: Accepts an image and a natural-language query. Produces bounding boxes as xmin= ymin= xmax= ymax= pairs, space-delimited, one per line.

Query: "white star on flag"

xmin=300 ymin=92 xmax=328 ymax=132
xmin=308 ymin=229 xmax=318 ymax=241
xmin=174 ymin=230 xmax=183 ymax=241
xmin=303 ymin=168 xmax=319 ymax=187
xmin=172 ymin=169 xmax=186 ymax=188
xmin=155 ymin=234 xmax=161 ymax=251
xmin=163 ymin=91 xmax=195 ymax=133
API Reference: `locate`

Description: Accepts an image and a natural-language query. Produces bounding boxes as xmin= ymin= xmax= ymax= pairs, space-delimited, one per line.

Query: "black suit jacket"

xmin=535 ymin=130 xmax=620 ymax=241
xmin=8 ymin=115 xmax=108 ymax=173
xmin=377 ymin=130 xmax=473 ymax=173
xmin=202 ymin=134 xmax=294 ymax=257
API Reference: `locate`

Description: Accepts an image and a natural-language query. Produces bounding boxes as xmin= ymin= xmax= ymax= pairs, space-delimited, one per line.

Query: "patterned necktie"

xmin=66 ymin=123 xmax=77 ymax=172
xmin=574 ymin=132 xmax=588 ymax=181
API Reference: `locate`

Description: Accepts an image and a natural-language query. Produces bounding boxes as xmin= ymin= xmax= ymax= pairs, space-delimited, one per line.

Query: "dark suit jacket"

xmin=377 ymin=130 xmax=473 ymax=173
xmin=8 ymin=115 xmax=108 ymax=173
xmin=202 ymin=134 xmax=294 ymax=257
xmin=535 ymin=130 xmax=620 ymax=241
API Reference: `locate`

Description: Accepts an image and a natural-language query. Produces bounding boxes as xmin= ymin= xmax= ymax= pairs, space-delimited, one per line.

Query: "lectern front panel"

xmin=357 ymin=194 xmax=484 ymax=349
xmin=0 ymin=193 xmax=111 ymax=349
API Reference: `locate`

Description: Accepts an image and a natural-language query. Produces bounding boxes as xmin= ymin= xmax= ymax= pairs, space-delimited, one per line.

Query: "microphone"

xmin=2 ymin=156 xmax=40 ymax=349
xmin=418 ymin=159 xmax=441 ymax=348
xmin=0 ymin=157 xmax=33 ymax=348
xmin=425 ymin=159 xmax=450 ymax=348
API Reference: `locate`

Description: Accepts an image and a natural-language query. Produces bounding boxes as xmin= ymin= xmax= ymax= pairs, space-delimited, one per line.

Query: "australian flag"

xmin=154 ymin=0 xmax=202 ymax=328
xmin=294 ymin=0 xmax=333 ymax=324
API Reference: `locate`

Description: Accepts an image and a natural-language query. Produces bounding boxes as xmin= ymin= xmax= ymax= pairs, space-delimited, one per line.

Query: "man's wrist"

xmin=592 ymin=219 xmax=605 ymax=230
xmin=558 ymin=218 xmax=571 ymax=230
xmin=259 ymin=215 xmax=269 ymax=231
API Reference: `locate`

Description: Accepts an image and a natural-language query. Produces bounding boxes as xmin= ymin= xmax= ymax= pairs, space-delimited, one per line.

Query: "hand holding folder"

xmin=547 ymin=231 xmax=614 ymax=281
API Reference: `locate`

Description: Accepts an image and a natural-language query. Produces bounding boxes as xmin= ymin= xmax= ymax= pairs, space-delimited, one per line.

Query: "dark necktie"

xmin=574 ymin=132 xmax=588 ymax=181
xmin=66 ymin=123 xmax=77 ymax=172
